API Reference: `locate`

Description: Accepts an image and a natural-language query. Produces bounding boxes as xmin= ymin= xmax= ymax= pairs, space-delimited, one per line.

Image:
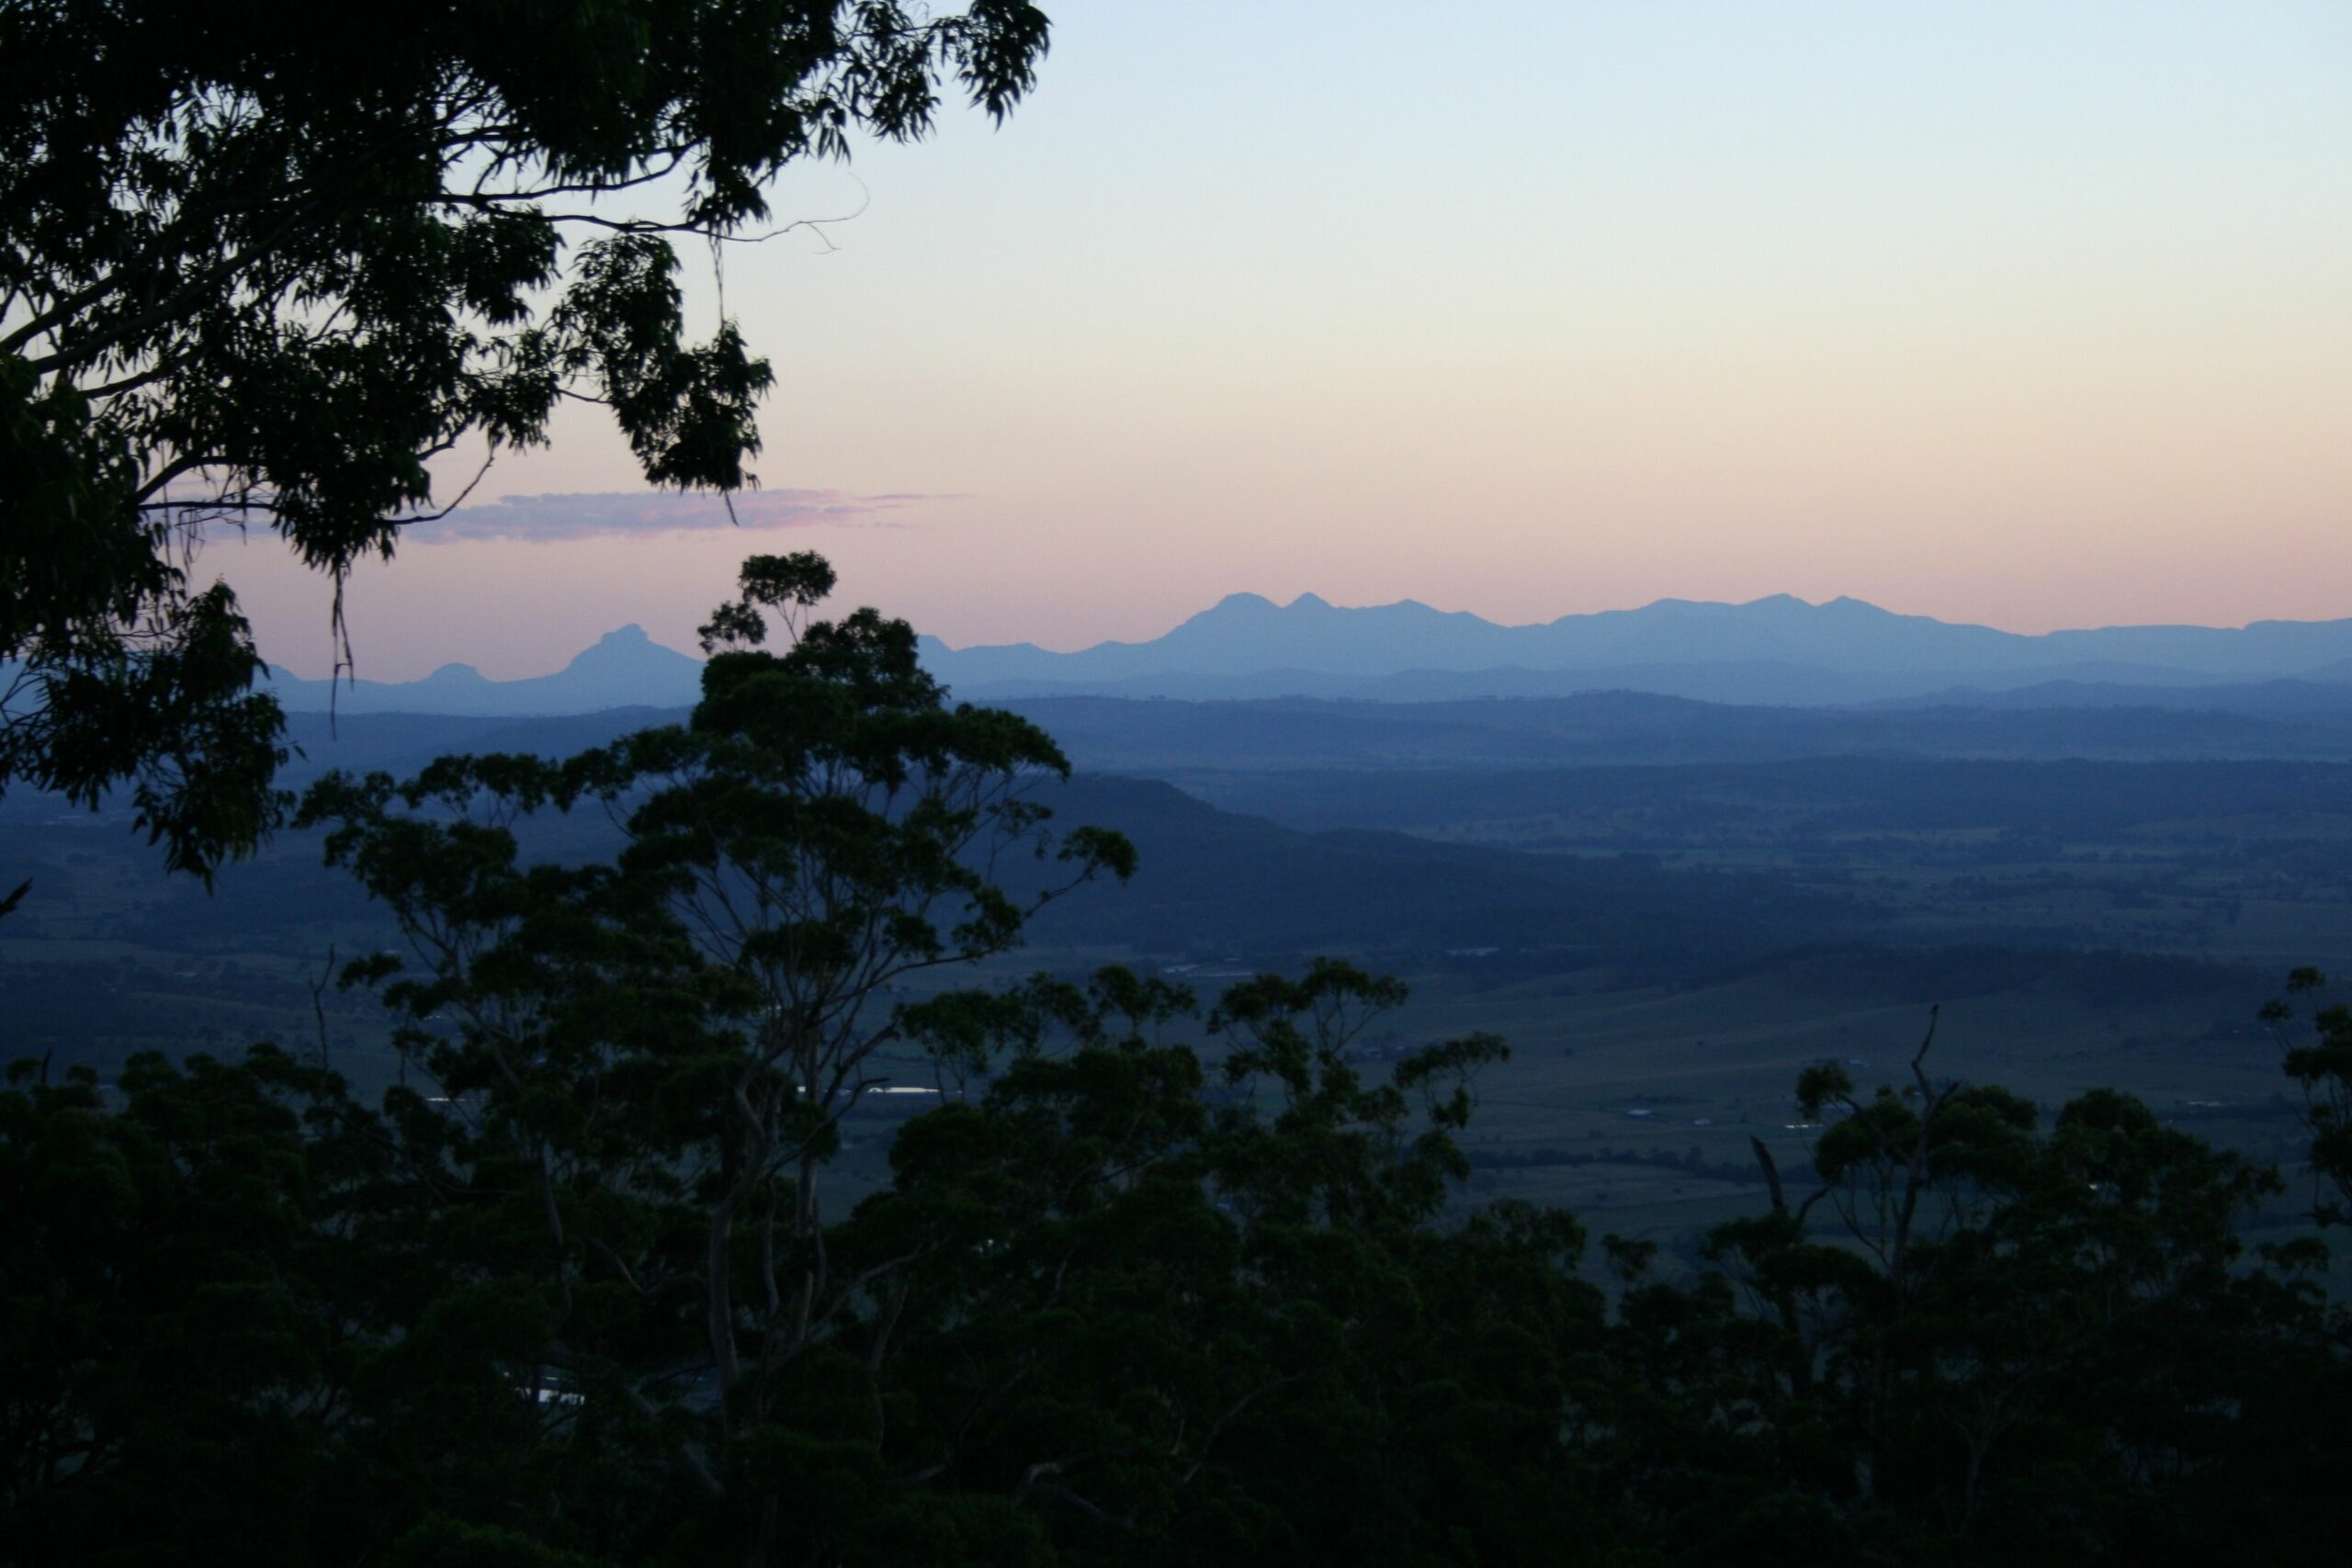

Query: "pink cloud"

xmin=402 ymin=489 xmax=954 ymax=543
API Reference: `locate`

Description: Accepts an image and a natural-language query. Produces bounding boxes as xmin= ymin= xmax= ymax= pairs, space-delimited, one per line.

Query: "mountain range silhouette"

xmin=262 ymin=593 xmax=2352 ymax=716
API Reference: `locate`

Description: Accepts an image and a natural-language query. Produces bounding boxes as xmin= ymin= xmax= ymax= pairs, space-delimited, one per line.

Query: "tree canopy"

xmin=1 ymin=0 xmax=1052 ymax=878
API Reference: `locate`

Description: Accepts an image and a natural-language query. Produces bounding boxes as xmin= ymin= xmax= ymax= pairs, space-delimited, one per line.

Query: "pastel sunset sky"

xmin=226 ymin=0 xmax=2351 ymax=681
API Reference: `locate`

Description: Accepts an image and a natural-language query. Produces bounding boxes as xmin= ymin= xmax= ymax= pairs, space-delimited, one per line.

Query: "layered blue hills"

xmin=920 ymin=592 xmax=2352 ymax=703
xmin=266 ymin=624 xmax=704 ymax=716
xmin=257 ymin=592 xmax=2352 ymax=716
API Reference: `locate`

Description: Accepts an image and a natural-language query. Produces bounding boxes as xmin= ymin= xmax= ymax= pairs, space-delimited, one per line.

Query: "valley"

xmin=6 ymin=695 xmax=2338 ymax=1273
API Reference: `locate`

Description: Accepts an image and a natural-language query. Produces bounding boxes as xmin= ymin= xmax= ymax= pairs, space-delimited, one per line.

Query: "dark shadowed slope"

xmin=1000 ymin=693 xmax=2352 ymax=773
xmin=1012 ymin=774 xmax=1849 ymax=962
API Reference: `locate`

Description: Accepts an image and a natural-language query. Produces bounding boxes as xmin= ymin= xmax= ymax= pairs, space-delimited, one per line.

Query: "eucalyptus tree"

xmin=570 ymin=553 xmax=1135 ymax=1400
xmin=839 ymin=957 xmax=1586 ymax=1564
xmin=1 ymin=0 xmax=1052 ymax=878
xmin=2263 ymin=965 xmax=2352 ymax=1225
xmin=1699 ymin=1029 xmax=2332 ymax=1562
xmin=300 ymin=553 xmax=1130 ymax=1558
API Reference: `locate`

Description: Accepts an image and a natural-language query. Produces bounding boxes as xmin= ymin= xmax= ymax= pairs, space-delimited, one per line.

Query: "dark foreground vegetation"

xmin=10 ymin=559 xmax=2352 ymax=1568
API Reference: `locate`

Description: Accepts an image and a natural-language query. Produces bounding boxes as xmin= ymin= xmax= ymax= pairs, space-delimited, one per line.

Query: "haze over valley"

xmin=22 ymin=581 xmax=2352 ymax=1239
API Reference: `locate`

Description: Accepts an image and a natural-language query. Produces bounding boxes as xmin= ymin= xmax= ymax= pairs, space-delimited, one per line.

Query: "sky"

xmin=224 ymin=0 xmax=2352 ymax=680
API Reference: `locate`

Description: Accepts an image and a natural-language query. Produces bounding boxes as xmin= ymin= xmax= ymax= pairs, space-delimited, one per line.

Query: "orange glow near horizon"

xmin=218 ymin=2 xmax=2351 ymax=681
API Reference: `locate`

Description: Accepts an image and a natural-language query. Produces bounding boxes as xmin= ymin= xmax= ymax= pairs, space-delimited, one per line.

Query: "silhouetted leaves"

xmin=2 ymin=2 xmax=1051 ymax=881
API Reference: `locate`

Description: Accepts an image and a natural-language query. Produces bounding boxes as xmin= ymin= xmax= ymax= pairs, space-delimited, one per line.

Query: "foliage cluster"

xmin=2 ymin=0 xmax=1050 ymax=878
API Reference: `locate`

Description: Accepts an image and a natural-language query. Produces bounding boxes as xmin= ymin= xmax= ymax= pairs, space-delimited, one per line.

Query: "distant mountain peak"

xmin=266 ymin=588 xmax=2352 ymax=717
xmin=566 ymin=623 xmax=693 ymax=673
xmin=267 ymin=622 xmax=705 ymax=717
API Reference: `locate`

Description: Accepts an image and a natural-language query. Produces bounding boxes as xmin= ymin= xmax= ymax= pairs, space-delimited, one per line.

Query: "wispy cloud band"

xmin=403 ymin=489 xmax=951 ymax=544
